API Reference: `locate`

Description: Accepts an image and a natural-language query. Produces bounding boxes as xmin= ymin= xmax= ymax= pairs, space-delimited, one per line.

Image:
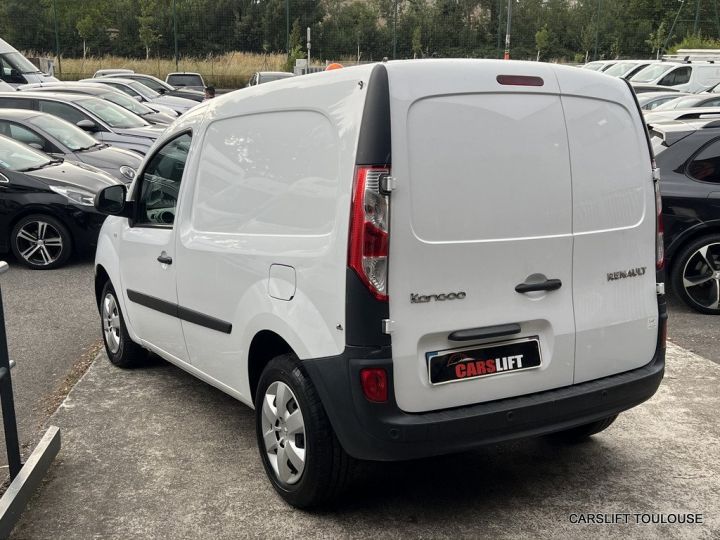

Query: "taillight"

xmin=360 ymin=368 xmax=388 ymax=402
xmin=653 ymin=163 xmax=664 ymax=270
xmin=349 ymin=166 xmax=390 ymax=301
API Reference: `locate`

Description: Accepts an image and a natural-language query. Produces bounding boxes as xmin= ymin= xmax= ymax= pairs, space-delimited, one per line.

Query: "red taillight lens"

xmin=349 ymin=166 xmax=390 ymax=301
xmin=654 ymin=167 xmax=664 ymax=270
xmin=360 ymin=368 xmax=388 ymax=402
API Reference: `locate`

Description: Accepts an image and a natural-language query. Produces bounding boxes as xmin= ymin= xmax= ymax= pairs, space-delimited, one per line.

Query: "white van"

xmin=0 ymin=38 xmax=59 ymax=86
xmin=93 ymin=60 xmax=666 ymax=508
xmin=630 ymin=61 xmax=720 ymax=92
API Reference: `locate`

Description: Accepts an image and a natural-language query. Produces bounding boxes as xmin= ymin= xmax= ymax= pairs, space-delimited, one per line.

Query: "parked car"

xmin=0 ymin=109 xmax=141 ymax=182
xmin=93 ymin=60 xmax=665 ymax=508
xmin=580 ymin=60 xmax=618 ymax=72
xmin=82 ymin=77 xmax=197 ymax=114
xmin=632 ymin=84 xmax=682 ymax=94
xmin=247 ymin=71 xmax=294 ymax=86
xmin=631 ymin=61 xmax=720 ymax=92
xmin=650 ymin=117 xmax=720 ymax=314
xmin=165 ymin=72 xmax=205 ymax=91
xmin=603 ymin=60 xmax=658 ymax=80
xmin=0 ymin=92 xmax=165 ymax=154
xmin=653 ymin=94 xmax=720 ymax=111
xmin=93 ymin=68 xmax=134 ymax=78
xmin=637 ymin=91 xmax=691 ymax=111
xmin=644 ymin=107 xmax=720 ymax=125
xmin=0 ymin=37 xmax=59 ymax=86
xmin=18 ymin=82 xmax=178 ymax=125
xmin=100 ymin=73 xmax=204 ymax=102
xmin=0 ymin=134 xmax=119 ymax=268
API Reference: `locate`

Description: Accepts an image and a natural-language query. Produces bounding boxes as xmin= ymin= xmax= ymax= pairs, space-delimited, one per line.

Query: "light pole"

xmin=593 ymin=0 xmax=602 ymax=60
xmin=286 ymin=0 xmax=290 ymax=54
xmin=173 ymin=0 xmax=179 ymax=71
xmin=53 ymin=0 xmax=61 ymax=75
xmin=393 ymin=0 xmax=398 ymax=59
xmin=504 ymin=0 xmax=512 ymax=60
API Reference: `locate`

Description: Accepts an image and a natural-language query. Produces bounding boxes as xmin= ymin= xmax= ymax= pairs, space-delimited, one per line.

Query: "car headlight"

xmin=49 ymin=185 xmax=96 ymax=206
xmin=119 ymin=166 xmax=136 ymax=180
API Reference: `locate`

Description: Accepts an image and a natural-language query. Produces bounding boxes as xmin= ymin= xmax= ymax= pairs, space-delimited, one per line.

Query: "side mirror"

xmin=28 ymin=142 xmax=44 ymax=150
xmin=95 ymin=184 xmax=130 ymax=216
xmin=76 ymin=119 xmax=98 ymax=132
xmin=158 ymin=88 xmax=167 ymax=94
xmin=133 ymin=95 xmax=143 ymax=102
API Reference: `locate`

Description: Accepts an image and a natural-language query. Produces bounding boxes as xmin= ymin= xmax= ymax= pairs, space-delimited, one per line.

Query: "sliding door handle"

xmin=157 ymin=252 xmax=173 ymax=265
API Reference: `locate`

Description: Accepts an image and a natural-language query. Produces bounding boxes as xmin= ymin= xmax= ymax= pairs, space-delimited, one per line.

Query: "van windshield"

xmin=604 ymin=62 xmax=637 ymax=77
xmin=1 ymin=52 xmax=42 ymax=74
xmin=631 ymin=64 xmax=673 ymax=83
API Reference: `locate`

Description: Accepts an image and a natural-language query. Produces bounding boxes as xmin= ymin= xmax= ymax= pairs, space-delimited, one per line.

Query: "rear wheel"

xmin=255 ymin=354 xmax=355 ymax=508
xmin=549 ymin=414 xmax=618 ymax=443
xmin=11 ymin=214 xmax=71 ymax=270
xmin=671 ymin=234 xmax=720 ymax=315
xmin=100 ymin=281 xmax=146 ymax=368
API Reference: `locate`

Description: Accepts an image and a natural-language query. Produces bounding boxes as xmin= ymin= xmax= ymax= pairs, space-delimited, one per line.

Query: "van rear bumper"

xmin=302 ymin=343 xmax=665 ymax=462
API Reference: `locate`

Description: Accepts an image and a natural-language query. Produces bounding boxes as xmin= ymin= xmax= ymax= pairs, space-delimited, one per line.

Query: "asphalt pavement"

xmin=10 ymin=342 xmax=719 ymax=539
xmin=0 ymin=255 xmax=98 ymax=469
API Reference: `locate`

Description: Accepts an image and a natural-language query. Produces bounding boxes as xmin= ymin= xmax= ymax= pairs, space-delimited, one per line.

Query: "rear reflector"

xmin=654 ymin=170 xmax=665 ymax=270
xmin=496 ymin=75 xmax=544 ymax=87
xmin=360 ymin=368 xmax=388 ymax=403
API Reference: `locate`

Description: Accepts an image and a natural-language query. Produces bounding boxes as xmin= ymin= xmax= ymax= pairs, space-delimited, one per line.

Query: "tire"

xmin=549 ymin=414 xmax=618 ymax=443
xmin=671 ymin=234 xmax=720 ymax=315
xmin=10 ymin=214 xmax=72 ymax=270
xmin=255 ymin=353 xmax=355 ymax=508
xmin=100 ymin=281 xmax=146 ymax=368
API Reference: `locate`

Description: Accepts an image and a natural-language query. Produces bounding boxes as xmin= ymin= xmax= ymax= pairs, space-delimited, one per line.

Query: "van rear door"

xmin=556 ymin=71 xmax=659 ymax=383
xmin=385 ymin=62 xmax=576 ymax=413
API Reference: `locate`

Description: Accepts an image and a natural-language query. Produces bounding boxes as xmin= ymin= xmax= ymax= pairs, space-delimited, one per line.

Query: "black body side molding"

xmin=126 ymin=290 xmax=232 ymax=334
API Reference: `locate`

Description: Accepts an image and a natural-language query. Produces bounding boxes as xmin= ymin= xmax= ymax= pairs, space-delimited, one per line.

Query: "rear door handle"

xmin=515 ymin=278 xmax=562 ymax=293
xmin=157 ymin=252 xmax=173 ymax=265
xmin=448 ymin=323 xmax=521 ymax=342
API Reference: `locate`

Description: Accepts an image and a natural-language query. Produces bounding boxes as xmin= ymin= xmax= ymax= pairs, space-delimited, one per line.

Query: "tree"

xmin=535 ymin=24 xmax=551 ymax=61
xmin=138 ymin=0 xmax=161 ymax=60
xmin=76 ymin=15 xmax=94 ymax=59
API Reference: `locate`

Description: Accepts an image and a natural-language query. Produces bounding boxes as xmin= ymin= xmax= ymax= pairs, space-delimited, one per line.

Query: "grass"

xmin=54 ymin=52 xmax=288 ymax=88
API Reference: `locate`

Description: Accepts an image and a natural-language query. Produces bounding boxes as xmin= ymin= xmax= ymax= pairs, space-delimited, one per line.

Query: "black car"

xmin=0 ymin=134 xmax=119 ymax=269
xmin=651 ymin=117 xmax=720 ymax=313
xmin=0 ymin=109 xmax=141 ymax=182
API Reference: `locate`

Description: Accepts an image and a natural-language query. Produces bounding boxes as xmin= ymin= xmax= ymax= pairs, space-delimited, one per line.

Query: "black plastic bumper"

xmin=302 ymin=312 xmax=666 ymax=462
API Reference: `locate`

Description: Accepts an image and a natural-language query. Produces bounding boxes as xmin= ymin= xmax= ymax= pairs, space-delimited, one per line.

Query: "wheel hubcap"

xmin=16 ymin=221 xmax=63 ymax=266
xmin=682 ymin=242 xmax=720 ymax=311
xmin=261 ymin=381 xmax=306 ymax=485
xmin=102 ymin=293 xmax=121 ymax=354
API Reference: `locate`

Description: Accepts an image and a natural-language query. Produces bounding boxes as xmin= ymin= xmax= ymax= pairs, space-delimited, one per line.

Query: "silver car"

xmin=83 ymin=77 xmax=197 ymax=114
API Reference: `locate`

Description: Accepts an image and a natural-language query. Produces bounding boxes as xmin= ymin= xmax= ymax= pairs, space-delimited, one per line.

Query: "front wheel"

xmin=11 ymin=214 xmax=72 ymax=269
xmin=100 ymin=281 xmax=146 ymax=368
xmin=255 ymin=354 xmax=355 ymax=508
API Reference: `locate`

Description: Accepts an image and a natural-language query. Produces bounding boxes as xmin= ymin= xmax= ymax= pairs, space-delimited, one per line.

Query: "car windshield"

xmin=132 ymin=75 xmax=172 ymax=92
xmin=76 ymin=98 xmax=149 ymax=129
xmin=28 ymin=114 xmax=99 ymax=151
xmin=604 ymin=62 xmax=637 ymax=77
xmin=1 ymin=52 xmax=41 ymax=74
xmin=0 ymin=136 xmax=52 ymax=171
xmin=101 ymin=91 xmax=154 ymax=115
xmin=631 ymin=64 xmax=674 ymax=83
xmin=128 ymin=81 xmax=159 ymax=99
xmin=168 ymin=74 xmax=203 ymax=86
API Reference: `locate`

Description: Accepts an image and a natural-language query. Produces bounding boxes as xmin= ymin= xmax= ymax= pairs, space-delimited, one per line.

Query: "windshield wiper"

xmin=78 ymin=142 xmax=102 ymax=151
xmin=21 ymin=163 xmax=51 ymax=172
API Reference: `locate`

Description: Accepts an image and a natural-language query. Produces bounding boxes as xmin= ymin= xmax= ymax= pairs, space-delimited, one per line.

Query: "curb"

xmin=0 ymin=426 xmax=61 ymax=539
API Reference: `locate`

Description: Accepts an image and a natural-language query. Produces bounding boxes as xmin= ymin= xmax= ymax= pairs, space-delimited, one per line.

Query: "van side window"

xmin=660 ymin=67 xmax=691 ymax=86
xmin=38 ymin=100 xmax=88 ymax=126
xmin=687 ymin=139 xmax=720 ymax=184
xmin=135 ymin=133 xmax=191 ymax=227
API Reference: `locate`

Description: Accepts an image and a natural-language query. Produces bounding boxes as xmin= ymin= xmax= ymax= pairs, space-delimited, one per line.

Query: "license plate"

xmin=427 ymin=337 xmax=542 ymax=385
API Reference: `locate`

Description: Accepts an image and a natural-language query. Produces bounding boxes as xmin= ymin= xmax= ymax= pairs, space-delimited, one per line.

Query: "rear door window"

xmin=0 ymin=97 xmax=34 ymax=110
xmin=38 ymin=100 xmax=89 ymax=125
xmin=687 ymin=139 xmax=720 ymax=184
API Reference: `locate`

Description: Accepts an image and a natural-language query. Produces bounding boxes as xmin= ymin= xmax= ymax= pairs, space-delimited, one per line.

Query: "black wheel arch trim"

xmin=126 ymin=289 xmax=232 ymax=334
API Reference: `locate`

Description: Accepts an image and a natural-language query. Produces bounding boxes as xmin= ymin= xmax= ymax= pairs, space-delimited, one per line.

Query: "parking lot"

xmin=0 ymin=258 xmax=716 ymax=538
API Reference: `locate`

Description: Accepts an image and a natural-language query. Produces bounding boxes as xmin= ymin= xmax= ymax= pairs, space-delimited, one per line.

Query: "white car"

xmin=631 ymin=61 xmax=720 ymax=92
xmin=93 ymin=60 xmax=666 ymax=508
xmin=644 ymin=106 xmax=720 ymax=125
